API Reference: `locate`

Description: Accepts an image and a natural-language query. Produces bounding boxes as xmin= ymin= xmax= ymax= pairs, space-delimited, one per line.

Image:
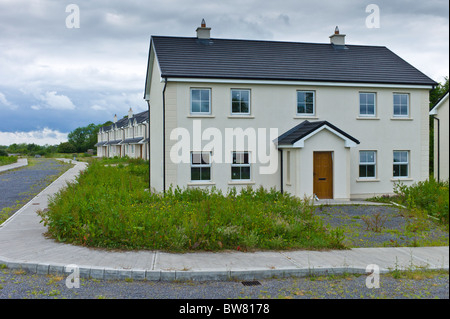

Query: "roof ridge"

xmin=151 ymin=35 xmax=388 ymax=48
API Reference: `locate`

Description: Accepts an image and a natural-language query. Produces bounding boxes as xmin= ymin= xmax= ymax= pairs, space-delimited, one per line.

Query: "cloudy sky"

xmin=0 ymin=0 xmax=448 ymax=146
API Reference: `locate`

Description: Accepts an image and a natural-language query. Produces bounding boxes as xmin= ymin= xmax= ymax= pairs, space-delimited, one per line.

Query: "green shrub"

xmin=393 ymin=178 xmax=449 ymax=226
xmin=39 ymin=159 xmax=345 ymax=251
xmin=0 ymin=155 xmax=17 ymax=166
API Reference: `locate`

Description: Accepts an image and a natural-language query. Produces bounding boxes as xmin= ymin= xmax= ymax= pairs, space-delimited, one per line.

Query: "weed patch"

xmin=39 ymin=159 xmax=346 ymax=252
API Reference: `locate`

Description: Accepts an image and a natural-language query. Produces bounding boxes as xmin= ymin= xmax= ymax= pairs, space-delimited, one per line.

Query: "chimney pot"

xmin=329 ymin=26 xmax=346 ymax=46
xmin=196 ymin=18 xmax=211 ymax=39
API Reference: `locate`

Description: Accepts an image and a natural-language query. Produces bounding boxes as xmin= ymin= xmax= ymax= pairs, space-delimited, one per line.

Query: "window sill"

xmin=356 ymin=117 xmax=380 ymax=120
xmin=356 ymin=178 xmax=380 ymax=182
xmin=187 ymin=181 xmax=216 ymax=186
xmin=390 ymin=178 xmax=413 ymax=182
xmin=390 ymin=117 xmax=413 ymax=121
xmin=187 ymin=115 xmax=215 ymax=118
xmin=227 ymin=115 xmax=255 ymax=119
xmin=228 ymin=180 xmax=255 ymax=185
xmin=294 ymin=116 xmax=318 ymax=119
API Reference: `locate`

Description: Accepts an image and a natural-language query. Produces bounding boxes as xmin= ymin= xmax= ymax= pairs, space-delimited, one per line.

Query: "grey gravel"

xmin=0 ymin=158 xmax=72 ymax=218
xmin=315 ymin=205 xmax=449 ymax=248
xmin=0 ymin=268 xmax=447 ymax=299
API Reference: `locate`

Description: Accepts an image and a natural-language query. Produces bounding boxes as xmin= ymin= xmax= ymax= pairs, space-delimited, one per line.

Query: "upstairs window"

xmin=297 ymin=91 xmax=315 ymax=115
xmin=393 ymin=93 xmax=409 ymax=117
xmin=231 ymin=89 xmax=250 ymax=114
xmin=359 ymin=92 xmax=376 ymax=116
xmin=191 ymin=88 xmax=211 ymax=114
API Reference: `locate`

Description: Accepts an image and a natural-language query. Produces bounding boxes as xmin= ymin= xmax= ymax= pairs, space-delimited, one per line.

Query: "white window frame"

xmin=231 ymin=89 xmax=251 ymax=115
xmin=359 ymin=150 xmax=377 ymax=179
xmin=359 ymin=92 xmax=376 ymax=117
xmin=231 ymin=151 xmax=251 ymax=181
xmin=393 ymin=151 xmax=409 ymax=178
xmin=393 ymin=93 xmax=409 ymax=117
xmin=190 ymin=151 xmax=211 ymax=181
xmin=190 ymin=88 xmax=211 ymax=114
xmin=296 ymin=90 xmax=315 ymax=116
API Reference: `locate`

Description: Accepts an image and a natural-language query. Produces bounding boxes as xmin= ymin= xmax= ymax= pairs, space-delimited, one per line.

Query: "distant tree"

xmin=57 ymin=142 xmax=77 ymax=153
xmin=430 ymin=76 xmax=449 ymax=107
xmin=68 ymin=123 xmax=102 ymax=153
xmin=0 ymin=149 xmax=8 ymax=157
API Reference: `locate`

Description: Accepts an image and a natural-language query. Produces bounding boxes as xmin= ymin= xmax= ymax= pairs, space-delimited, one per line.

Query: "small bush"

xmin=393 ymin=178 xmax=449 ymax=226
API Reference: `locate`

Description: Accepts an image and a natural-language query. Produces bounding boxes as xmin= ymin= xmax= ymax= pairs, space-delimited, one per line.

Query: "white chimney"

xmin=196 ymin=18 xmax=211 ymax=39
xmin=128 ymin=107 xmax=133 ymax=119
xmin=329 ymin=26 xmax=346 ymax=46
xmin=113 ymin=114 xmax=117 ymax=123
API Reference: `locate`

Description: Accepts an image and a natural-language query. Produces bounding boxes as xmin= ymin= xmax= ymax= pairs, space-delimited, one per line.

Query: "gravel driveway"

xmin=315 ymin=205 xmax=449 ymax=248
xmin=0 ymin=158 xmax=72 ymax=221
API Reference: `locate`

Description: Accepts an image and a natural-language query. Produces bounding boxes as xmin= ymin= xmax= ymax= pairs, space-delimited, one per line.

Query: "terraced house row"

xmin=95 ymin=108 xmax=149 ymax=160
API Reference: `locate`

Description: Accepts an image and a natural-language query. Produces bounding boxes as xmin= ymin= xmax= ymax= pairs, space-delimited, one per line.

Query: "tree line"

xmin=0 ymin=120 xmax=112 ymax=156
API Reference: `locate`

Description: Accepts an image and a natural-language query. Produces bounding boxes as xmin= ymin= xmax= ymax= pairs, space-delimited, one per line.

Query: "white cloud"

xmin=39 ymin=91 xmax=76 ymax=110
xmin=0 ymin=128 xmax=68 ymax=146
xmin=91 ymin=104 xmax=107 ymax=111
xmin=0 ymin=92 xmax=16 ymax=110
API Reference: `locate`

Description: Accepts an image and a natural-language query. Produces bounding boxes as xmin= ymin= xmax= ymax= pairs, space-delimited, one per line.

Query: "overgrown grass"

xmin=368 ymin=178 xmax=449 ymax=228
xmin=0 ymin=156 xmax=17 ymax=166
xmin=39 ymin=158 xmax=345 ymax=252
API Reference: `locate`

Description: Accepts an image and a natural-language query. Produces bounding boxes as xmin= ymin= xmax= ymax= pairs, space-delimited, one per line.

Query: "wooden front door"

xmin=313 ymin=151 xmax=333 ymax=199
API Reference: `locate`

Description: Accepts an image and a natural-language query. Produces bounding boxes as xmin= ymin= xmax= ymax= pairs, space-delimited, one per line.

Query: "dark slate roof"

xmin=106 ymin=140 xmax=122 ymax=145
xmin=151 ymin=36 xmax=436 ymax=86
xmin=95 ymin=141 xmax=107 ymax=147
xmin=100 ymin=110 xmax=148 ymax=132
xmin=276 ymin=120 xmax=360 ymax=146
xmin=121 ymin=137 xmax=144 ymax=144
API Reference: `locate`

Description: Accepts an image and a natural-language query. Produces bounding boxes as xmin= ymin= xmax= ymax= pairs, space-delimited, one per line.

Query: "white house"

xmin=430 ymin=90 xmax=449 ymax=181
xmin=144 ymin=21 xmax=437 ymax=199
xmin=95 ymin=108 xmax=149 ymax=160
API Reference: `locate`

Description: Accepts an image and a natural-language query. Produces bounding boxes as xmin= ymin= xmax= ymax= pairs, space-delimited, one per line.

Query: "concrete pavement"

xmin=0 ymin=160 xmax=448 ymax=281
xmin=0 ymin=158 xmax=28 ymax=173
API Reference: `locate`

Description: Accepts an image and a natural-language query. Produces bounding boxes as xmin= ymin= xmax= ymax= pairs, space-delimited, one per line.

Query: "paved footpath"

xmin=0 ymin=160 xmax=448 ymax=282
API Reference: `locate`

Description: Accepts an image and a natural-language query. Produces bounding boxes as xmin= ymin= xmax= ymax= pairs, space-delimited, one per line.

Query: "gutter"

xmin=279 ymin=149 xmax=283 ymax=194
xmin=147 ymin=100 xmax=151 ymax=190
xmin=433 ymin=116 xmax=440 ymax=182
xmin=162 ymin=77 xmax=168 ymax=193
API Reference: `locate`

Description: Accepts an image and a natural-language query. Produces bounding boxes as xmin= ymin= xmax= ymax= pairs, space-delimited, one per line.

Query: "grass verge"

xmin=0 ymin=156 xmax=18 ymax=166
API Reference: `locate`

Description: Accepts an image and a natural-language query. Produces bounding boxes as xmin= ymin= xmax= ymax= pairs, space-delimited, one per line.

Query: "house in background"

xmin=95 ymin=108 xmax=149 ymax=160
xmin=144 ymin=21 xmax=436 ymax=199
xmin=430 ymin=90 xmax=449 ymax=181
